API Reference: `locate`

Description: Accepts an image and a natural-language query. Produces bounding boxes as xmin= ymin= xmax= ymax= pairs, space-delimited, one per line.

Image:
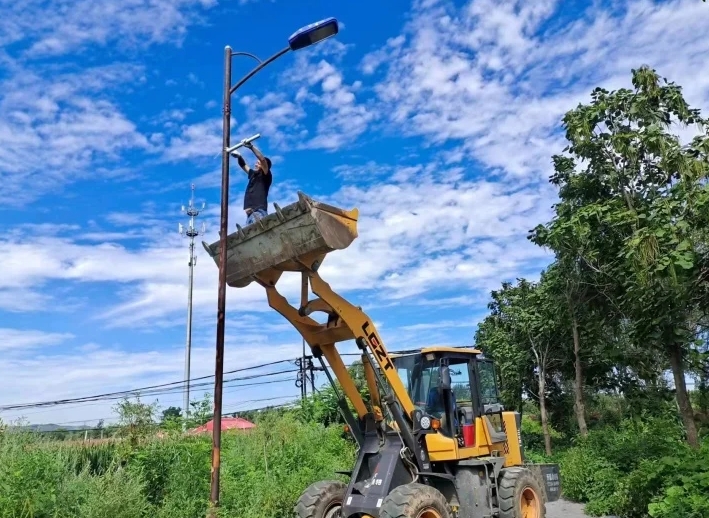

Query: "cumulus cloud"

xmin=0 ymin=63 xmax=153 ymax=205
xmin=0 ymin=0 xmax=217 ymax=56
xmin=363 ymin=0 xmax=709 ymax=182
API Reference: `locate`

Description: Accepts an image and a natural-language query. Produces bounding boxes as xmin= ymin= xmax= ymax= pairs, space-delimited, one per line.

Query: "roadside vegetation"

xmin=2 ymin=66 xmax=708 ymax=518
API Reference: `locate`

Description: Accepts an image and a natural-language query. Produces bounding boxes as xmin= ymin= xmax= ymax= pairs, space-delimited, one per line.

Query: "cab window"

xmin=477 ymin=359 xmax=501 ymax=406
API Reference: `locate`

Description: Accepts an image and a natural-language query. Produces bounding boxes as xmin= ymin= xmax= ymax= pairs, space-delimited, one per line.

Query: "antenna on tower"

xmin=180 ymin=183 xmax=206 ymax=431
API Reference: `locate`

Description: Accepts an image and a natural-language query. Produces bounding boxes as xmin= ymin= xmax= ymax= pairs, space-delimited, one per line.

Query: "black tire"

xmin=294 ymin=480 xmax=347 ymax=518
xmin=497 ymin=467 xmax=546 ymax=518
xmin=379 ymin=483 xmax=452 ymax=518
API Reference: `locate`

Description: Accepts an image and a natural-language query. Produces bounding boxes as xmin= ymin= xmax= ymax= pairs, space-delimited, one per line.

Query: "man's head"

xmin=255 ymin=156 xmax=272 ymax=173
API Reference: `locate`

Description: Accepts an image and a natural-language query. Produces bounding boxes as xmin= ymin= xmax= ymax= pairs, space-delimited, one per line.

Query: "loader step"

xmin=203 ymin=191 xmax=359 ymax=288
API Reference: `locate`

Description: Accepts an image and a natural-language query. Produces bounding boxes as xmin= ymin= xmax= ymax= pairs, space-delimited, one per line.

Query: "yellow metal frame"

xmin=249 ymin=261 xmax=521 ymax=466
xmin=251 ymin=264 xmax=413 ymax=419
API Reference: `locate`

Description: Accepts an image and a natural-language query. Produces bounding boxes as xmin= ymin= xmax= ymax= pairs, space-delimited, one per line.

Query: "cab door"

xmin=473 ymin=358 xmax=508 ymax=446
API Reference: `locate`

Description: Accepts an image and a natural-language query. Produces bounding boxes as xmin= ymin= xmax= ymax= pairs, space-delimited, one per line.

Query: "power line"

xmin=0 ymin=369 xmax=299 ymax=413
xmin=3 ymin=342 xmax=435 ymax=416
xmin=2 ymin=345 xmax=453 ymax=414
xmin=0 ymin=359 xmax=298 ymax=412
xmin=0 ymin=374 xmax=296 ymax=420
xmin=23 ymin=394 xmax=303 ymax=433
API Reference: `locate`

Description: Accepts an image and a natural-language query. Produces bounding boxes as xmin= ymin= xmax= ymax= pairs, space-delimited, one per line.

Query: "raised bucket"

xmin=202 ymin=191 xmax=359 ymax=288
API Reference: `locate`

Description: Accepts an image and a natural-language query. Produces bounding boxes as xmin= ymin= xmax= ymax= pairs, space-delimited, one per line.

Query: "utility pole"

xmin=302 ymin=337 xmax=308 ymax=399
xmin=309 ymin=357 xmax=316 ymax=394
xmin=180 ymin=183 xmax=206 ymax=431
xmin=306 ymin=355 xmax=320 ymax=394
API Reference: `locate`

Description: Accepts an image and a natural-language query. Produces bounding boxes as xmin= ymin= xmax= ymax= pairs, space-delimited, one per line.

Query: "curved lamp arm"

xmin=230 ymin=47 xmax=290 ymax=96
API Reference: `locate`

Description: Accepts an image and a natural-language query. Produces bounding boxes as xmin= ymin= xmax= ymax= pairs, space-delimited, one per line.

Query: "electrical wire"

xmin=24 ymin=395 xmax=302 ymax=433
xmin=1 ymin=340 xmax=393 ymax=422
xmin=0 ymin=359 xmax=299 ymax=412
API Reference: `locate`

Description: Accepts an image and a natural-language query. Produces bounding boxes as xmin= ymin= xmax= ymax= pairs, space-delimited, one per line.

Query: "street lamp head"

xmin=288 ymin=17 xmax=339 ymax=51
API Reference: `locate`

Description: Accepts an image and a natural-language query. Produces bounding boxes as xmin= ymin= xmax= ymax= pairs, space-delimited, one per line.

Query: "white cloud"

xmin=0 ymin=0 xmax=226 ymax=205
xmin=0 ymin=289 xmax=52 ymax=313
xmin=0 ymin=328 xmax=74 ymax=351
xmin=0 ymin=63 xmax=153 ymax=205
xmin=363 ymin=0 xmax=709 ymax=183
xmin=160 ymin=118 xmax=224 ymax=162
xmin=285 ymin=54 xmax=376 ymax=151
xmin=0 ymin=336 xmax=305 ymax=425
xmin=0 ymin=0 xmax=217 ymax=56
xmin=161 ymin=38 xmax=374 ymax=159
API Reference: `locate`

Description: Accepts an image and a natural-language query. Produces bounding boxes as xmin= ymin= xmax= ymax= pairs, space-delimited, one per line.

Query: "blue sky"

xmin=2 ymin=0 xmax=708 ymax=426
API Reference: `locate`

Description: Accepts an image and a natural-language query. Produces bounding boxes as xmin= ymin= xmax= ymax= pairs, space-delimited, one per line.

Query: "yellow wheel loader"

xmin=204 ymin=192 xmax=561 ymax=518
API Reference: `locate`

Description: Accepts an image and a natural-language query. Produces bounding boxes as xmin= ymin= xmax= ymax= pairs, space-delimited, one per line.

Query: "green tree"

xmin=475 ymin=275 xmax=565 ymax=455
xmin=530 ymin=66 xmax=709 ymax=448
xmin=298 ymin=360 xmax=371 ymax=427
xmin=113 ymin=395 xmax=159 ymax=445
xmin=186 ymin=393 xmax=213 ymax=428
xmin=161 ymin=406 xmax=182 ymax=422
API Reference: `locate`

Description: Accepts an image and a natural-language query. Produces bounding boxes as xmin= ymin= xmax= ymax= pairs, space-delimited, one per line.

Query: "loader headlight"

xmin=420 ymin=416 xmax=431 ymax=430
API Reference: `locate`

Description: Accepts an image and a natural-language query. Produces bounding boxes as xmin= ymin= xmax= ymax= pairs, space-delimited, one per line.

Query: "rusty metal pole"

xmin=205 ymin=21 xmax=339 ymax=512
xmin=209 ymin=44 xmax=232 ymax=515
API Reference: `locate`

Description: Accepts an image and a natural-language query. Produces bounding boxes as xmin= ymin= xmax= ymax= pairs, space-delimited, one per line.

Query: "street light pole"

xmin=209 ymin=17 xmax=340 ymax=514
xmin=208 ymin=45 xmax=232 ymax=512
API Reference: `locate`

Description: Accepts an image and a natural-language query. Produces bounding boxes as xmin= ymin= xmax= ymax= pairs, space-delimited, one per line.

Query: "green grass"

xmin=0 ymin=414 xmax=355 ymax=518
xmin=5 ymin=411 xmax=706 ymax=518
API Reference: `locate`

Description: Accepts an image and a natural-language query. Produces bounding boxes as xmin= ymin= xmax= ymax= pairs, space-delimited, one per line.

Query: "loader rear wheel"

xmin=294 ymin=480 xmax=347 ymax=518
xmin=497 ymin=467 xmax=545 ymax=518
xmin=379 ymin=482 xmax=451 ymax=518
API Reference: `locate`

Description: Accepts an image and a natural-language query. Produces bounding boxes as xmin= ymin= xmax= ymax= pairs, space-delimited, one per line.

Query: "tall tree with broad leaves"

xmin=475 ymin=275 xmax=565 ymax=455
xmin=530 ymin=66 xmax=709 ymax=448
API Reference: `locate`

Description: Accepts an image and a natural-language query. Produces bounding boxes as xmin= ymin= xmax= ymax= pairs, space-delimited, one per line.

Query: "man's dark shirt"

xmin=243 ymin=168 xmax=272 ymax=212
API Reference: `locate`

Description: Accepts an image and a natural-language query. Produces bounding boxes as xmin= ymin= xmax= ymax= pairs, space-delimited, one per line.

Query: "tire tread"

xmin=497 ymin=467 xmax=546 ymax=518
xmin=294 ymin=480 xmax=347 ymax=518
xmin=379 ymin=482 xmax=451 ymax=518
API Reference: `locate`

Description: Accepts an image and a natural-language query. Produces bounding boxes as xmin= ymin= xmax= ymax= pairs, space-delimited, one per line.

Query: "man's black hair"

xmin=264 ymin=157 xmax=272 ymax=169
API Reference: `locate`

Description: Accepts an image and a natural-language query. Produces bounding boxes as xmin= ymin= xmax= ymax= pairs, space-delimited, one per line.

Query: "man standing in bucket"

xmin=231 ymin=141 xmax=272 ymax=226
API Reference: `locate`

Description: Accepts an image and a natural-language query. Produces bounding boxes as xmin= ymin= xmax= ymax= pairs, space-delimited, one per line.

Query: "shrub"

xmin=216 ymin=413 xmax=355 ymax=518
xmin=647 ymin=442 xmax=709 ymax=518
xmin=520 ymin=413 xmax=564 ymax=456
xmin=557 ymin=415 xmax=708 ymax=518
xmin=54 ymin=463 xmax=151 ymax=518
xmin=0 ymin=432 xmax=151 ymax=518
xmin=0 ymin=416 xmax=358 ymax=518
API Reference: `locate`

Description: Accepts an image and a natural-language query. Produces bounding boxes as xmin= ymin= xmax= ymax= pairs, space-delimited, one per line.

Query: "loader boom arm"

xmin=258 ymin=268 xmax=415 ymax=420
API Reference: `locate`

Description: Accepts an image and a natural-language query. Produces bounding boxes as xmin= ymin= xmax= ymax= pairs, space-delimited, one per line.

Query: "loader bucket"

xmin=202 ymin=191 xmax=359 ymax=288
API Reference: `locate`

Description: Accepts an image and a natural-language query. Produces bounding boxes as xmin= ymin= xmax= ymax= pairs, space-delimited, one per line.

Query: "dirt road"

xmin=547 ymin=499 xmax=612 ymax=518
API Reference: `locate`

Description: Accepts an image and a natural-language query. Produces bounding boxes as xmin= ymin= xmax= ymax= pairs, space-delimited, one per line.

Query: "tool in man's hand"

xmin=213 ymin=133 xmax=261 ymax=159
xmin=226 ymin=133 xmax=260 ymax=156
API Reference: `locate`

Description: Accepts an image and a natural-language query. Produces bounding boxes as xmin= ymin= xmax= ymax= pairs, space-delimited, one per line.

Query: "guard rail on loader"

xmin=204 ymin=191 xmax=560 ymax=518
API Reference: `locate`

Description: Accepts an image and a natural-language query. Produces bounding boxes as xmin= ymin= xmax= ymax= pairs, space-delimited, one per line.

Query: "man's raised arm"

xmin=230 ymin=151 xmax=250 ymax=174
xmin=246 ymin=143 xmax=270 ymax=174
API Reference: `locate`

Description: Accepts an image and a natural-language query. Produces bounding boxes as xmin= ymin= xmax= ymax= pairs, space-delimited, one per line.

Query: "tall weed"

xmin=0 ymin=416 xmax=355 ymax=518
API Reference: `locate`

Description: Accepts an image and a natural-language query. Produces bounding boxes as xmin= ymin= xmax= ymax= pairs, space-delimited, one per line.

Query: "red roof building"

xmin=189 ymin=417 xmax=256 ymax=434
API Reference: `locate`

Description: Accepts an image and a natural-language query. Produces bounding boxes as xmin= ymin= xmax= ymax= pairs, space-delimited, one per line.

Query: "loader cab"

xmin=391 ymin=347 xmax=506 ymax=447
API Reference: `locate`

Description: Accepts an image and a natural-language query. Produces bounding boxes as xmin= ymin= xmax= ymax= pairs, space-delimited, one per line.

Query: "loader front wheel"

xmin=294 ymin=480 xmax=347 ymax=518
xmin=379 ymin=483 xmax=451 ymax=518
xmin=497 ymin=467 xmax=545 ymax=518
